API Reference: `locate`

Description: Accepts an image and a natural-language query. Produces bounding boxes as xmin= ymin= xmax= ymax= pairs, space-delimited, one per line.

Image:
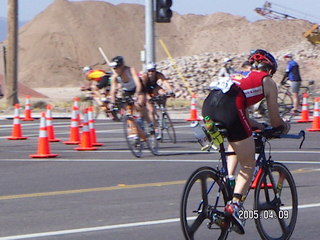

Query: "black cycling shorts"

xmin=202 ymin=84 xmax=251 ymax=142
xmin=96 ymin=75 xmax=111 ymax=90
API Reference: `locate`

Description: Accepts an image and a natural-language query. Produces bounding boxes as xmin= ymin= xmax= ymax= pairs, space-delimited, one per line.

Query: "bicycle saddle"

xmin=215 ymin=122 xmax=228 ymax=137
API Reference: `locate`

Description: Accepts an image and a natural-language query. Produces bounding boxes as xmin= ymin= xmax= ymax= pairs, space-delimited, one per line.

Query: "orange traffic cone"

xmin=22 ymin=95 xmax=34 ymax=121
xmin=73 ymin=97 xmax=82 ymax=127
xmin=186 ymin=93 xmax=201 ymax=121
xmin=88 ymin=106 xmax=103 ymax=146
xmin=307 ymin=98 xmax=320 ymax=132
xmin=74 ymin=109 xmax=97 ymax=151
xmin=297 ymin=93 xmax=312 ymax=123
xmin=63 ymin=106 xmax=81 ymax=145
xmin=30 ymin=112 xmax=59 ymax=158
xmin=46 ymin=105 xmax=60 ymax=142
xmin=7 ymin=104 xmax=28 ymax=140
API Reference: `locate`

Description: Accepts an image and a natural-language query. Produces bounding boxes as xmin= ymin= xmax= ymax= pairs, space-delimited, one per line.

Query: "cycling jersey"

xmin=116 ymin=68 xmax=136 ymax=92
xmin=232 ymin=71 xmax=268 ymax=107
xmin=143 ymin=71 xmax=164 ymax=94
xmin=86 ymin=69 xmax=107 ymax=81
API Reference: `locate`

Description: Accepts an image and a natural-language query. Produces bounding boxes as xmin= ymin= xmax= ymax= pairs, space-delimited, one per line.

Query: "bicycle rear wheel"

xmin=254 ymin=162 xmax=298 ymax=240
xmin=160 ymin=112 xmax=176 ymax=143
xmin=180 ymin=167 xmax=230 ymax=240
xmin=123 ymin=115 xmax=143 ymax=158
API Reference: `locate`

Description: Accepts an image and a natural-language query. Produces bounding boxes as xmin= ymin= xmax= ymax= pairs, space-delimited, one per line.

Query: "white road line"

xmin=0 ymin=202 xmax=319 ymax=239
xmin=0 ymin=158 xmax=319 ymax=165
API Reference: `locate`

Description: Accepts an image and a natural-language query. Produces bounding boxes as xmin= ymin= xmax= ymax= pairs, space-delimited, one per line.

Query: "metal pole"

xmin=6 ymin=0 xmax=19 ymax=107
xmin=145 ymin=0 xmax=155 ymax=68
xmin=1 ymin=46 xmax=6 ymax=81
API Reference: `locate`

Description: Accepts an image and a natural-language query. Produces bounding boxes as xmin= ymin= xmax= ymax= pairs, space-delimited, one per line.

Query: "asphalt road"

xmin=0 ymin=115 xmax=319 ymax=240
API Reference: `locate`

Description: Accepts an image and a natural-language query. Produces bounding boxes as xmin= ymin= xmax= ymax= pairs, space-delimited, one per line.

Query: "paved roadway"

xmin=0 ymin=115 xmax=319 ymax=239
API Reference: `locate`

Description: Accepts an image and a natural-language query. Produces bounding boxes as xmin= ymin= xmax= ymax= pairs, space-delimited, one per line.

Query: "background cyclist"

xmin=140 ymin=62 xmax=174 ymax=138
xmin=109 ymin=56 xmax=150 ymax=126
xmin=202 ymin=49 xmax=290 ymax=234
xmin=81 ymin=66 xmax=112 ymax=111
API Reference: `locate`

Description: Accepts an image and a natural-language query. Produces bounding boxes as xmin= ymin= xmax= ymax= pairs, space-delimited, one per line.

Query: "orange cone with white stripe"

xmin=307 ymin=98 xmax=320 ymax=132
xmin=88 ymin=106 xmax=103 ymax=146
xmin=186 ymin=93 xmax=201 ymax=121
xmin=73 ymin=97 xmax=82 ymax=127
xmin=46 ymin=105 xmax=60 ymax=142
xmin=22 ymin=95 xmax=34 ymax=121
xmin=7 ymin=104 xmax=28 ymax=140
xmin=30 ymin=112 xmax=59 ymax=158
xmin=63 ymin=106 xmax=81 ymax=145
xmin=74 ymin=109 xmax=97 ymax=151
xmin=297 ymin=93 xmax=312 ymax=123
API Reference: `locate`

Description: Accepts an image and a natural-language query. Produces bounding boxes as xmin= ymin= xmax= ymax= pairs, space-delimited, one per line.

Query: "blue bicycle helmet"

xmin=249 ymin=49 xmax=277 ymax=75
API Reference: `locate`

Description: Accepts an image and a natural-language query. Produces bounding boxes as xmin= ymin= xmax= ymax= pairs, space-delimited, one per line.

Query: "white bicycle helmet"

xmin=146 ymin=62 xmax=157 ymax=71
xmin=82 ymin=66 xmax=92 ymax=74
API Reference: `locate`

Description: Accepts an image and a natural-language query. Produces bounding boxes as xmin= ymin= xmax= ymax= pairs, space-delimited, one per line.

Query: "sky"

xmin=0 ymin=0 xmax=320 ymax=23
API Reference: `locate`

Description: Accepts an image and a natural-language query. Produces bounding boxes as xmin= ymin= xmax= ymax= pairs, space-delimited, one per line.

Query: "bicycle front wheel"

xmin=161 ymin=112 xmax=176 ymax=143
xmin=145 ymin=123 xmax=159 ymax=156
xmin=180 ymin=167 xmax=230 ymax=240
xmin=254 ymin=162 xmax=298 ymax=240
xmin=123 ymin=115 xmax=143 ymax=158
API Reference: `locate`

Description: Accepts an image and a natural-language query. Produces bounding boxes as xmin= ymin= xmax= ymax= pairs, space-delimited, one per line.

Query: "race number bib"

xmin=211 ymin=77 xmax=234 ymax=93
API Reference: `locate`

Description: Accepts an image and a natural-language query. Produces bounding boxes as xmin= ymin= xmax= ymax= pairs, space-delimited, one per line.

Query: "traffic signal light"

xmin=155 ymin=0 xmax=172 ymax=23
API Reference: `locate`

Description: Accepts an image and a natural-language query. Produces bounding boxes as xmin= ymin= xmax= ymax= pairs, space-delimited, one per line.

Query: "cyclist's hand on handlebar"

xmin=81 ymin=86 xmax=91 ymax=91
xmin=261 ymin=124 xmax=291 ymax=138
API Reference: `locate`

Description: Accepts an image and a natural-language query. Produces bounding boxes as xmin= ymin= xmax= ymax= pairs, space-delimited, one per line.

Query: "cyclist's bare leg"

xmin=229 ymin=136 xmax=256 ymax=201
xmin=227 ymin=144 xmax=238 ymax=176
xmin=136 ymin=94 xmax=152 ymax=124
xmin=146 ymin=99 xmax=157 ymax=127
xmin=292 ymin=92 xmax=299 ymax=112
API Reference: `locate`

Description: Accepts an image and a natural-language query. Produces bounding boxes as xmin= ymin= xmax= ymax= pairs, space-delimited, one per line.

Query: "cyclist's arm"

xmin=157 ymin=72 xmax=173 ymax=92
xmin=90 ymin=82 xmax=105 ymax=106
xmin=246 ymin=109 xmax=265 ymax=130
xmin=263 ymin=76 xmax=290 ymax=133
xmin=281 ymin=72 xmax=288 ymax=85
xmin=109 ymin=75 xmax=118 ymax=104
xmin=130 ymin=67 xmax=143 ymax=94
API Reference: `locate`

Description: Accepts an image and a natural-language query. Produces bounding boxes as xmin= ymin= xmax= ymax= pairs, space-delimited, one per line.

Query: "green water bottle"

xmin=204 ymin=116 xmax=216 ymax=133
xmin=204 ymin=116 xmax=223 ymax=148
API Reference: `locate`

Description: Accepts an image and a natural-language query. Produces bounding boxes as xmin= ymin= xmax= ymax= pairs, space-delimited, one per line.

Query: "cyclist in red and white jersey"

xmin=202 ymin=49 xmax=290 ymax=234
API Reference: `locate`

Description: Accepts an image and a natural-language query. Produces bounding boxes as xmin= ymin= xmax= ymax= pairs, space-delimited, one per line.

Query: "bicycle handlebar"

xmin=254 ymin=127 xmax=305 ymax=149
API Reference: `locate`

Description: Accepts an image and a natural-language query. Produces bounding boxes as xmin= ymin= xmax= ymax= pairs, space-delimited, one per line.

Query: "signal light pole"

xmin=145 ymin=0 xmax=172 ymax=68
xmin=6 ymin=0 xmax=19 ymax=107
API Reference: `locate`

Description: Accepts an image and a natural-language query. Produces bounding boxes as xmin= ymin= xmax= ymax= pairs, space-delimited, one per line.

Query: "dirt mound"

xmin=0 ymin=0 xmax=318 ymax=90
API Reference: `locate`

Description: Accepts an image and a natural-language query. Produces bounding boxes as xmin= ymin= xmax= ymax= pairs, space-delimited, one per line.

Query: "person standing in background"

xmin=281 ymin=54 xmax=302 ymax=113
xmin=218 ymin=58 xmax=235 ymax=78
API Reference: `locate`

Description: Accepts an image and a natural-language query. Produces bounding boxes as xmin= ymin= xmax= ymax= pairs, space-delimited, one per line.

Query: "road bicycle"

xmin=122 ymin=95 xmax=159 ymax=158
xmin=251 ymin=80 xmax=315 ymax=122
xmin=150 ymin=94 xmax=177 ymax=143
xmin=180 ymin=124 xmax=305 ymax=240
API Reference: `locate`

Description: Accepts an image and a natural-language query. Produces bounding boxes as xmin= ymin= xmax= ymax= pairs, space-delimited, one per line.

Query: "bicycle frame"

xmin=198 ymin=129 xmax=305 ymax=211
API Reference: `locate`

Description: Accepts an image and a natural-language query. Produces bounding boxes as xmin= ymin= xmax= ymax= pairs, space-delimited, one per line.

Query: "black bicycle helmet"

xmin=248 ymin=49 xmax=277 ymax=75
xmin=109 ymin=56 xmax=124 ymax=68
